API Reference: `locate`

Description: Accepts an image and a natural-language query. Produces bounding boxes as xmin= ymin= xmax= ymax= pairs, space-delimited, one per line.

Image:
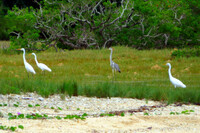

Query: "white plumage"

xmin=166 ymin=63 xmax=186 ymax=88
xmin=32 ymin=53 xmax=52 ymax=72
xmin=17 ymin=48 xmax=36 ymax=75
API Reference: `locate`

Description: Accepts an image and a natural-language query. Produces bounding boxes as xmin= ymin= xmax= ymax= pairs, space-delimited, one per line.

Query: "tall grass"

xmin=0 ymin=43 xmax=199 ymax=104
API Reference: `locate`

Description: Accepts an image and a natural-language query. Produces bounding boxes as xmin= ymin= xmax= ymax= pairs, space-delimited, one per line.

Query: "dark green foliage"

xmin=3 ymin=0 xmax=199 ymax=49
xmin=171 ymin=48 xmax=200 ymax=58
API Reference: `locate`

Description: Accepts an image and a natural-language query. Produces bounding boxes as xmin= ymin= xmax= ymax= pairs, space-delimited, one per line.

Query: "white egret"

xmin=32 ymin=53 xmax=52 ymax=73
xmin=166 ymin=63 xmax=186 ymax=88
xmin=109 ymin=48 xmax=121 ymax=79
xmin=17 ymin=48 xmax=36 ymax=76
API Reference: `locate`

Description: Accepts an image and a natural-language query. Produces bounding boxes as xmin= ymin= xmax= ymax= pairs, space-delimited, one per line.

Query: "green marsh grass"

xmin=0 ymin=42 xmax=200 ymax=104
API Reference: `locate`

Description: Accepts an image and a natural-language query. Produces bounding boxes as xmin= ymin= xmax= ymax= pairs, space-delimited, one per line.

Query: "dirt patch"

xmin=151 ymin=64 xmax=162 ymax=70
xmin=1 ymin=115 xmax=200 ymax=133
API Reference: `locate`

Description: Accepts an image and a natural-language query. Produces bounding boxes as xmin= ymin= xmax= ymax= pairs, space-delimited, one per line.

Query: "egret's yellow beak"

xmin=16 ymin=48 xmax=21 ymax=51
xmin=28 ymin=53 xmax=32 ymax=56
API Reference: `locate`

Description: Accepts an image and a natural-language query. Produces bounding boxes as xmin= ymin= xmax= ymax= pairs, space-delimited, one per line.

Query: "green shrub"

xmin=171 ymin=48 xmax=200 ymax=58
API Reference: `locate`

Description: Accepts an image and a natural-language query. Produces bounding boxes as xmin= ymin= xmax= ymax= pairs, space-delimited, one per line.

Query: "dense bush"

xmin=0 ymin=16 xmax=9 ymax=40
xmin=171 ymin=48 xmax=200 ymax=58
xmin=2 ymin=0 xmax=200 ymax=50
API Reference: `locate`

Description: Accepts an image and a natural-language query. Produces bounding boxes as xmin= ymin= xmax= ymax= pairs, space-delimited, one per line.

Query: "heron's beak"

xmin=16 ymin=48 xmax=21 ymax=51
xmin=28 ymin=53 xmax=32 ymax=56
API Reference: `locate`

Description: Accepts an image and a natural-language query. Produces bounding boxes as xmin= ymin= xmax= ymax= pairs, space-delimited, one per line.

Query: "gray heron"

xmin=109 ymin=48 xmax=121 ymax=79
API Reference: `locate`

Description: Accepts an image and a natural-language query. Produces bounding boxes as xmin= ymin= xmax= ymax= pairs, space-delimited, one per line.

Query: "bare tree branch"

xmin=10 ymin=32 xmax=20 ymax=39
xmin=163 ymin=34 xmax=170 ymax=46
xmin=91 ymin=0 xmax=102 ymax=16
xmin=174 ymin=11 xmax=184 ymax=25
xmin=103 ymin=39 xmax=114 ymax=48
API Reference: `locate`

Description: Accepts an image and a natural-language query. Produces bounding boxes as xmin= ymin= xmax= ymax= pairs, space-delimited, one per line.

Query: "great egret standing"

xmin=17 ymin=48 xmax=36 ymax=76
xmin=32 ymin=53 xmax=52 ymax=74
xmin=166 ymin=63 xmax=186 ymax=88
xmin=109 ymin=48 xmax=121 ymax=79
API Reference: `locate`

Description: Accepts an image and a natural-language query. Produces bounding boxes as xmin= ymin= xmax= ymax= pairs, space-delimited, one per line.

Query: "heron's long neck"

xmin=22 ymin=50 xmax=27 ymax=65
xmin=168 ymin=65 xmax=172 ymax=79
xmin=34 ymin=55 xmax=39 ymax=65
xmin=110 ymin=50 xmax=113 ymax=64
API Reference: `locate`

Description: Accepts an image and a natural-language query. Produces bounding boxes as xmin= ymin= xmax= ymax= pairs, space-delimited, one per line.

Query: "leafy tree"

xmin=7 ymin=0 xmax=138 ymax=50
xmin=5 ymin=0 xmax=200 ymax=50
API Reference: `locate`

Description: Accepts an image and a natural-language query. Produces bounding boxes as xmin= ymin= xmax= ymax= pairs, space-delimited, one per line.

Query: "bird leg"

xmin=114 ymin=69 xmax=117 ymax=80
xmin=112 ymin=69 xmax=114 ymax=81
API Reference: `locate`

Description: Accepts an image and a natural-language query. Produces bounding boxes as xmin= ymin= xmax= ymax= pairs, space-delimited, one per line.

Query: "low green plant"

xmin=35 ymin=104 xmax=40 ymax=107
xmin=144 ymin=112 xmax=149 ymax=116
xmin=0 ymin=103 xmax=7 ymax=107
xmin=8 ymin=113 xmax=17 ymax=120
xmin=18 ymin=114 xmax=25 ymax=119
xmin=0 ymin=125 xmax=16 ymax=131
xmin=58 ymin=107 xmax=62 ymax=110
xmin=55 ymin=116 xmax=62 ymax=120
xmin=7 ymin=112 xmax=88 ymax=120
xmin=13 ymin=104 xmax=19 ymax=107
xmin=170 ymin=110 xmax=195 ymax=115
xmin=170 ymin=112 xmax=180 ymax=115
xmin=28 ymin=104 xmax=33 ymax=107
xmin=26 ymin=113 xmax=49 ymax=119
xmin=0 ymin=125 xmax=24 ymax=132
xmin=64 ymin=114 xmax=87 ymax=120
xmin=18 ymin=125 xmax=24 ymax=130
xmin=120 ymin=112 xmax=125 ymax=117
xmin=100 ymin=113 xmax=115 ymax=117
xmin=8 ymin=113 xmax=49 ymax=120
